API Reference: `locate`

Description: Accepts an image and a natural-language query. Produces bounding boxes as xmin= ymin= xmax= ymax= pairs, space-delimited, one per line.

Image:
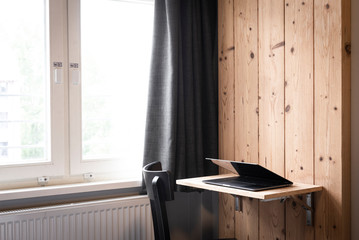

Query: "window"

xmin=0 ymin=142 xmax=8 ymax=158
xmin=0 ymin=112 xmax=8 ymax=129
xmin=0 ymin=0 xmax=65 ymax=181
xmin=0 ymin=0 xmax=154 ymax=186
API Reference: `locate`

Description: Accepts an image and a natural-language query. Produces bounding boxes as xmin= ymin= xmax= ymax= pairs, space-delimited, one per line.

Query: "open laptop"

xmin=203 ymin=158 xmax=293 ymax=191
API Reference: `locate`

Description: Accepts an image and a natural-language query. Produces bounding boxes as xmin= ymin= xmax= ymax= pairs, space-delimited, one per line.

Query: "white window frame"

xmin=0 ymin=0 xmax=153 ymax=187
xmin=68 ymin=0 xmax=153 ymax=178
xmin=0 ymin=0 xmax=67 ymax=181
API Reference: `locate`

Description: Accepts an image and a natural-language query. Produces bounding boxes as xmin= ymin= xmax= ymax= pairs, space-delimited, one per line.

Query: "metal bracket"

xmin=290 ymin=193 xmax=313 ymax=226
xmin=258 ymin=193 xmax=314 ymax=226
xmin=233 ymin=195 xmax=242 ymax=212
xmin=260 ymin=196 xmax=290 ymax=203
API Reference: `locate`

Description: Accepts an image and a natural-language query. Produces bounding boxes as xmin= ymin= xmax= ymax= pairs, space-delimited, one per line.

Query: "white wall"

xmin=351 ymin=0 xmax=359 ymax=238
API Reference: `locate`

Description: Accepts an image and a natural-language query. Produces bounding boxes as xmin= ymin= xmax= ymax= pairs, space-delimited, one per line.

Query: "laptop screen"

xmin=206 ymin=158 xmax=292 ymax=184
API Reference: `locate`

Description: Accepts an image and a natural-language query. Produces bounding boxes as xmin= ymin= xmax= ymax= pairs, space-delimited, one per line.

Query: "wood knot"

xmin=285 ymin=105 xmax=291 ymax=112
xmin=319 ymin=156 xmax=323 ymax=161
xmin=250 ymin=52 xmax=255 ymax=59
xmin=290 ymin=47 xmax=295 ymax=53
xmin=325 ymin=3 xmax=330 ymax=9
xmin=345 ymin=42 xmax=351 ymax=55
xmin=272 ymin=41 xmax=285 ymax=50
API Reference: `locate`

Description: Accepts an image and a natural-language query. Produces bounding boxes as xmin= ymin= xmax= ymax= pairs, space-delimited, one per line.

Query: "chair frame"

xmin=143 ymin=161 xmax=173 ymax=240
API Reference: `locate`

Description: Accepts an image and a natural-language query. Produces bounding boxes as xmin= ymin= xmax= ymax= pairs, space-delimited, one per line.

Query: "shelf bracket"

xmin=259 ymin=193 xmax=314 ymax=226
xmin=232 ymin=195 xmax=242 ymax=212
xmin=290 ymin=193 xmax=313 ymax=226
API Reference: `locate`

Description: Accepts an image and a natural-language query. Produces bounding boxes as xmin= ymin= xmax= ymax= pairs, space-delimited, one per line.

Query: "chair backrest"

xmin=143 ymin=161 xmax=174 ymax=240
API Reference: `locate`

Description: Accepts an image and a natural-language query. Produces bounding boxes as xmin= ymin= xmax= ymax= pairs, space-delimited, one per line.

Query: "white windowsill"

xmin=0 ymin=179 xmax=142 ymax=202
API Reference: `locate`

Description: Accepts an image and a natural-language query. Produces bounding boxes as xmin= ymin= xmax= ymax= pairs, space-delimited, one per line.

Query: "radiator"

xmin=0 ymin=195 xmax=154 ymax=240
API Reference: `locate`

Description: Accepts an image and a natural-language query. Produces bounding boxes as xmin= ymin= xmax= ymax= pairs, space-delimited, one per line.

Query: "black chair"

xmin=143 ymin=161 xmax=173 ymax=240
xmin=143 ymin=161 xmax=236 ymax=240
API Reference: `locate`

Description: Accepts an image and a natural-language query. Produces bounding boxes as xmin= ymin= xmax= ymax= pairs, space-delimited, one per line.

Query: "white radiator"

xmin=0 ymin=195 xmax=154 ymax=240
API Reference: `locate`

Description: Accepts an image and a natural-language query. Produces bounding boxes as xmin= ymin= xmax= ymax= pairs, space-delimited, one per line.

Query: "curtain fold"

xmin=143 ymin=0 xmax=218 ymax=190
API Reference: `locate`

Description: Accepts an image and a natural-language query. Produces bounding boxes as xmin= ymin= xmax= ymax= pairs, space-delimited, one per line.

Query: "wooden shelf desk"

xmin=176 ymin=174 xmax=322 ymax=200
xmin=177 ymin=174 xmax=323 ymax=226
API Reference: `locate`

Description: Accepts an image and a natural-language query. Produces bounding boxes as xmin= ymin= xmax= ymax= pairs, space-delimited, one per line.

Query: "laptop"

xmin=203 ymin=158 xmax=293 ymax=191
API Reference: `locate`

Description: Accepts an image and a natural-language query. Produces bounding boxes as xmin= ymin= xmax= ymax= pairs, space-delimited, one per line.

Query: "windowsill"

xmin=0 ymin=179 xmax=142 ymax=202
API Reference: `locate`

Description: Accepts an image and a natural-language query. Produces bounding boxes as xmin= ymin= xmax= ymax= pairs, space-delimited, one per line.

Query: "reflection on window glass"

xmin=80 ymin=0 xmax=153 ymax=168
xmin=0 ymin=0 xmax=49 ymax=165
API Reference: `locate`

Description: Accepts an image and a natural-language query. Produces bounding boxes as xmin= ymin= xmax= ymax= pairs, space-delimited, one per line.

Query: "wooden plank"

xmin=258 ymin=0 xmax=285 ymax=239
xmin=314 ymin=0 xmax=349 ymax=239
xmin=284 ymin=0 xmax=314 ymax=187
xmin=258 ymin=0 xmax=285 ymax=178
xmin=235 ymin=197 xmax=258 ymax=240
xmin=218 ymin=0 xmax=235 ymax=238
xmin=234 ymin=0 xmax=258 ymax=165
xmin=284 ymin=0 xmax=314 ymax=239
xmin=233 ymin=0 xmax=259 ymax=238
xmin=341 ymin=0 xmax=351 ymax=239
xmin=176 ymin=175 xmax=322 ymax=200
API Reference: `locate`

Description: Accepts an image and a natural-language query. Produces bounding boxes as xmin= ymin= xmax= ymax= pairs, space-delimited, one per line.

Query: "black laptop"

xmin=203 ymin=158 xmax=293 ymax=191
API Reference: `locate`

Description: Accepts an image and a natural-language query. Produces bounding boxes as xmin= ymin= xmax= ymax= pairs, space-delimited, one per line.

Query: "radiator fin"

xmin=0 ymin=196 xmax=153 ymax=240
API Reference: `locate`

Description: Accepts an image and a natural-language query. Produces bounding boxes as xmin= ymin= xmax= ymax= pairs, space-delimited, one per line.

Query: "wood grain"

xmin=235 ymin=197 xmax=258 ymax=240
xmin=217 ymin=0 xmax=351 ymax=238
xmin=341 ymin=0 xmax=351 ymax=239
xmin=284 ymin=0 xmax=314 ymax=187
xmin=234 ymin=0 xmax=258 ymax=164
xmin=314 ymin=0 xmax=347 ymax=239
xmin=176 ymin=175 xmax=322 ymax=200
xmin=284 ymin=0 xmax=314 ymax=239
xmin=218 ymin=0 xmax=235 ymax=238
xmin=258 ymin=0 xmax=285 ymax=239
xmin=258 ymin=0 xmax=285 ymax=175
xmin=233 ymin=0 xmax=259 ymax=238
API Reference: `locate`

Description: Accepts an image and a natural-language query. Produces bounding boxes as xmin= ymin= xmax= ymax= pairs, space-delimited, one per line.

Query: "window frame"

xmin=0 ymin=0 xmax=67 ymax=181
xmin=0 ymin=0 xmax=153 ymax=187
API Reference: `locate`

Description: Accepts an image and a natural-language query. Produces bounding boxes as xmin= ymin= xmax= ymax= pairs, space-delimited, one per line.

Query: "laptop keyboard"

xmin=204 ymin=176 xmax=288 ymax=191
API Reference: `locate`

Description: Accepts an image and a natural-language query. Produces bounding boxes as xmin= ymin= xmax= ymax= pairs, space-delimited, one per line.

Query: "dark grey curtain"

xmin=143 ymin=0 xmax=218 ymax=190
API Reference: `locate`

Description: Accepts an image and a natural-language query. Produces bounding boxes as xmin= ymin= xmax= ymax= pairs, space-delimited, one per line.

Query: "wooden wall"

xmin=218 ymin=0 xmax=351 ymax=239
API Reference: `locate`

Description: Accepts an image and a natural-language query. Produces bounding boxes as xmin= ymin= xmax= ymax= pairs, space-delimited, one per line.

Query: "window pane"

xmin=0 ymin=0 xmax=50 ymax=165
xmin=80 ymin=0 xmax=153 ymax=170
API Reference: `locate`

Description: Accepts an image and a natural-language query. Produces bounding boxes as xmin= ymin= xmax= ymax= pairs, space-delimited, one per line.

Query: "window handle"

xmin=53 ymin=62 xmax=63 ymax=84
xmin=70 ymin=63 xmax=80 ymax=85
